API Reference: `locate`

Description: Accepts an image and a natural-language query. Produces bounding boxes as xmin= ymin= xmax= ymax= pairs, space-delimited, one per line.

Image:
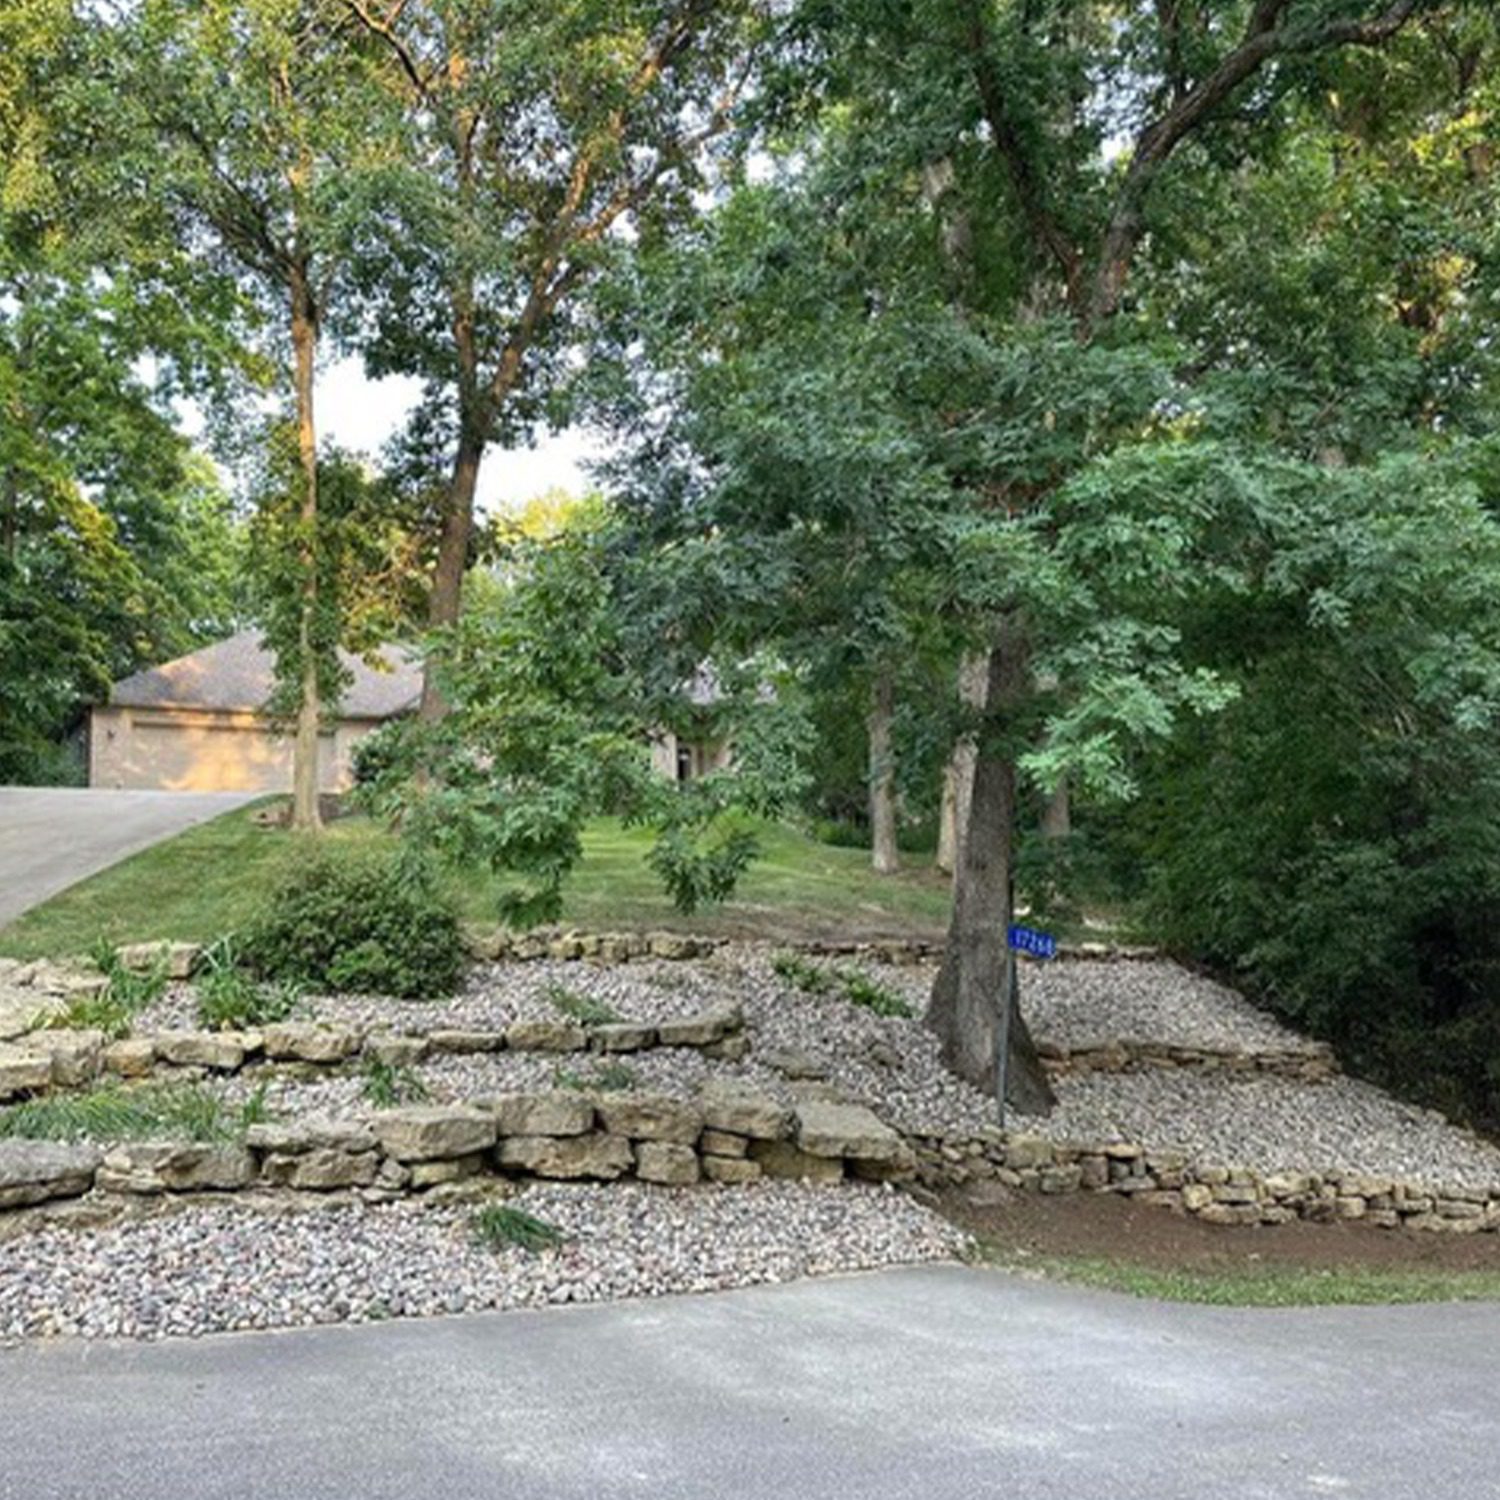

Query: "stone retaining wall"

xmin=0 ymin=1006 xmax=750 ymax=1102
xmin=906 ymin=1128 xmax=1500 ymax=1233
xmin=0 ymin=1086 xmax=912 ymax=1211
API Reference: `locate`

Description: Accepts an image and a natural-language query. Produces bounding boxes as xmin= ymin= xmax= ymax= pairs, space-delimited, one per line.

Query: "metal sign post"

xmin=999 ymin=916 xmax=1057 ymax=1128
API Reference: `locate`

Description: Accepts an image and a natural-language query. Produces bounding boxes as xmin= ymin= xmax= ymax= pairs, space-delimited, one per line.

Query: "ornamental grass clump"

xmin=0 ymin=1081 xmax=269 ymax=1143
xmin=470 ymin=1204 xmax=565 ymax=1255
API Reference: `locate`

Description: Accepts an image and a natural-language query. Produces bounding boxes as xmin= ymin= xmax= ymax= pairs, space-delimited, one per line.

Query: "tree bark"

xmin=288 ymin=265 xmax=323 ymax=833
xmin=936 ymin=652 xmax=988 ymax=876
xmin=925 ymin=622 xmax=1056 ymax=1113
xmin=419 ymin=420 xmax=484 ymax=721
xmin=1042 ymin=778 xmax=1071 ymax=840
xmin=868 ymin=667 xmax=899 ymax=874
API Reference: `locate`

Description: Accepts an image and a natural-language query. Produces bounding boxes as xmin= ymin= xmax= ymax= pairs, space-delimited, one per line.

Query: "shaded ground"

xmin=942 ymin=1184 xmax=1500 ymax=1303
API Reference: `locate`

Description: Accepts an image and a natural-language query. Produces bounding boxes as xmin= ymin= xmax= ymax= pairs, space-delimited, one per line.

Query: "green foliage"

xmin=48 ymin=942 xmax=169 ymax=1039
xmin=1134 ymin=447 xmax=1500 ymax=1131
xmin=552 ymin=1061 xmax=638 ymax=1093
xmin=358 ymin=519 xmax=812 ymax=926
xmin=194 ymin=938 xmax=301 ymax=1032
xmin=239 ymin=846 xmax=463 ymax=1000
xmin=541 ymin=983 xmax=621 ymax=1027
xmin=0 ymin=1081 xmax=268 ymax=1143
xmin=360 ymin=1056 xmax=428 ymax=1108
xmin=470 ymin=1204 xmax=566 ymax=1255
xmin=772 ymin=951 xmax=912 ymax=1017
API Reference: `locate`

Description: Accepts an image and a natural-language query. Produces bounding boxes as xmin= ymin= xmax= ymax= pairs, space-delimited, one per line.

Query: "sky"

xmin=315 ymin=356 xmax=603 ymax=514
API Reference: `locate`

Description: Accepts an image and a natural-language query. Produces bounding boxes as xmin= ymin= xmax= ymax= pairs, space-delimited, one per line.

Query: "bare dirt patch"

xmin=939 ymin=1183 xmax=1500 ymax=1274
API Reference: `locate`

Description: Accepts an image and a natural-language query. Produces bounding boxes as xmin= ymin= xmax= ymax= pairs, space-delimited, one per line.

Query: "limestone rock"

xmin=0 ymin=1043 xmax=52 ymax=1100
xmin=647 ymin=933 xmax=702 ymax=960
xmin=495 ymin=1131 xmax=633 ymax=1180
xmin=698 ymin=1081 xmax=792 ymax=1141
xmin=427 ymin=1029 xmax=505 ymax=1055
xmin=483 ymin=1091 xmax=594 ymax=1138
xmin=35 ymin=1028 xmax=104 ymax=1086
xmin=363 ymin=1034 xmax=430 ymax=1068
xmin=373 ymin=1106 xmax=497 ymax=1162
xmin=794 ymin=1100 xmax=903 ymax=1163
xmin=657 ymin=1005 xmax=742 ymax=1048
xmin=97 ymin=1142 xmax=253 ymax=1194
xmin=262 ymin=1022 xmax=363 ymax=1063
xmin=0 ymin=994 xmax=61 ymax=1040
xmin=596 ymin=1092 xmax=703 ymax=1145
xmin=246 ymin=1117 xmax=377 ymax=1155
xmin=103 ymin=1037 xmax=156 ymax=1077
xmin=760 ymin=1048 xmax=828 ymax=1081
xmin=410 ymin=1153 xmax=487 ymax=1188
xmin=116 ymin=940 xmax=201 ymax=980
xmin=154 ymin=1031 xmax=249 ymax=1072
xmin=260 ymin=1148 xmax=379 ymax=1190
xmin=0 ymin=1139 xmax=101 ymax=1208
xmin=635 ymin=1141 xmax=700 ymax=1185
xmin=702 ymin=1155 xmax=762 ymax=1184
xmin=590 ymin=1022 xmax=657 ymax=1053
xmin=748 ymin=1139 xmax=844 ymax=1183
xmin=701 ymin=1129 xmax=748 ymax=1158
xmin=1002 ymin=1135 xmax=1055 ymax=1170
xmin=505 ymin=1019 xmax=587 ymax=1053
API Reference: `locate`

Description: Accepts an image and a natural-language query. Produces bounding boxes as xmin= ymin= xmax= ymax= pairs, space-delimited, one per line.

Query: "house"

xmin=88 ymin=631 xmax=421 ymax=793
xmin=647 ymin=663 xmax=735 ymax=783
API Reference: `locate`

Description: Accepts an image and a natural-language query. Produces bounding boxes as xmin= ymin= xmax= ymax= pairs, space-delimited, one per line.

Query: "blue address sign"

xmin=1007 ymin=924 xmax=1057 ymax=960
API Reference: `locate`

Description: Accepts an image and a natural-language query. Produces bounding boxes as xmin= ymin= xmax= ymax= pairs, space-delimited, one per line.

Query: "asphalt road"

xmin=0 ymin=788 xmax=256 ymax=928
xmin=2 ymin=1263 xmax=1494 ymax=1500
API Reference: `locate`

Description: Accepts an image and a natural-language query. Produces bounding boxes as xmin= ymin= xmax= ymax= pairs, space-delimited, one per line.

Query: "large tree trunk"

xmin=419 ymin=421 xmax=484 ymax=721
xmin=936 ymin=652 xmax=988 ymax=875
xmin=288 ymin=265 xmax=322 ymax=834
xmin=1042 ymin=778 xmax=1071 ymax=839
xmin=926 ymin=624 xmax=1055 ymax=1115
xmin=868 ymin=668 xmax=899 ymax=874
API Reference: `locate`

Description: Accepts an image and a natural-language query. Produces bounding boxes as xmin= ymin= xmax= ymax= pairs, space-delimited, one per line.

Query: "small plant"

xmin=50 ymin=942 xmax=170 ymax=1039
xmin=0 ymin=1081 xmax=269 ymax=1144
xmin=470 ymin=1203 xmax=565 ymax=1254
xmin=552 ymin=1061 xmax=638 ymax=1093
xmin=195 ymin=938 xmax=301 ymax=1031
xmin=541 ymin=981 xmax=622 ymax=1027
xmin=834 ymin=966 xmax=914 ymax=1019
xmin=773 ymin=952 xmax=912 ymax=1018
xmin=772 ymin=951 xmax=835 ymax=995
xmin=361 ymin=1056 xmax=429 ymax=1107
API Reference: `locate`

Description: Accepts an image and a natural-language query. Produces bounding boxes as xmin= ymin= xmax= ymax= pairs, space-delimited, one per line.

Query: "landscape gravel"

xmin=128 ymin=949 xmax=1500 ymax=1196
xmin=0 ymin=1180 xmax=965 ymax=1344
xmin=1032 ymin=1071 xmax=1500 ymax=1193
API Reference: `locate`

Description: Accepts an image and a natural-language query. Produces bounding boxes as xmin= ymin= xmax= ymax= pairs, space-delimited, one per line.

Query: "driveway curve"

xmin=0 ymin=788 xmax=256 ymax=929
xmin=1 ymin=1263 xmax=1495 ymax=1499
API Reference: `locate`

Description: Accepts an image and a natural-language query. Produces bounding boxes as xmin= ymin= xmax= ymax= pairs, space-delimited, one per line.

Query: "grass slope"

xmin=0 ymin=802 xmax=952 ymax=960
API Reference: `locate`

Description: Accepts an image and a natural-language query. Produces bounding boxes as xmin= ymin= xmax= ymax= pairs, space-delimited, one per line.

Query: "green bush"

xmin=240 ymin=847 xmax=463 ymax=999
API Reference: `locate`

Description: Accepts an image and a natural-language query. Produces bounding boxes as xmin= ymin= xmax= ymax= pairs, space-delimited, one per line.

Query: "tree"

xmin=335 ymin=0 xmax=775 ymax=717
xmin=107 ymin=0 xmax=391 ymax=827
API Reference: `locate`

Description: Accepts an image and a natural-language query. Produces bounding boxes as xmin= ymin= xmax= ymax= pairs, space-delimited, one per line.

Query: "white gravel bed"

xmin=0 ymin=1181 xmax=965 ymax=1344
xmin=1023 ymin=960 xmax=1313 ymax=1053
xmin=1034 ymin=1071 xmax=1500 ymax=1193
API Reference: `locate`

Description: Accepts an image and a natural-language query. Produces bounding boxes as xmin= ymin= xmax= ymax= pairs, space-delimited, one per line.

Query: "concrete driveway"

xmin=0 ymin=788 xmax=257 ymax=929
xmin=2 ymin=1263 xmax=1494 ymax=1500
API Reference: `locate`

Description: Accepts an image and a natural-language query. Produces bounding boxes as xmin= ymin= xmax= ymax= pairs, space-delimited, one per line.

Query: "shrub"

xmin=195 ymin=938 xmax=301 ymax=1030
xmin=240 ymin=847 xmax=463 ymax=999
xmin=772 ymin=952 xmax=912 ymax=1017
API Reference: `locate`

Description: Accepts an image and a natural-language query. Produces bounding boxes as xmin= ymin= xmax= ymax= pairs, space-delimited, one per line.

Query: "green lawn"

xmin=0 ymin=801 xmax=953 ymax=960
xmin=977 ymin=1251 xmax=1500 ymax=1306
